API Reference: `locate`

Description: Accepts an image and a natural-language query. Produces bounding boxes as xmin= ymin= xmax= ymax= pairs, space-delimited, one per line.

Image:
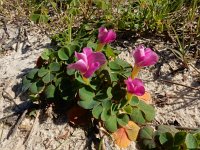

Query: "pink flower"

xmin=67 ymin=47 xmax=106 ymax=78
xmin=124 ymin=77 xmax=145 ymax=96
xmin=98 ymin=27 xmax=116 ymax=44
xmin=132 ymin=45 xmax=159 ymax=67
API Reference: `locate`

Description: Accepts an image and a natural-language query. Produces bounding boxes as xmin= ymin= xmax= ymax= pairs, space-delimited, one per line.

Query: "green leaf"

xmin=174 ymin=131 xmax=187 ymax=146
xmin=79 ymin=87 xmax=94 ymax=101
xmin=157 ymin=125 xmax=178 ymax=135
xmin=38 ymin=67 xmax=48 ymax=77
xmin=45 ymin=84 xmax=55 ymax=98
xmin=67 ymin=68 xmax=75 ymax=75
xmin=94 ymin=89 xmax=108 ymax=101
xmin=49 ymin=62 xmax=60 ymax=72
xmin=138 ymin=100 xmax=155 ymax=121
xmin=68 ymin=44 xmax=80 ymax=56
xmin=27 ymin=69 xmax=38 ymax=79
xmin=42 ymin=72 xmax=54 ymax=83
xmin=105 ymin=115 xmax=118 ymax=132
xmin=92 ymin=104 xmax=103 ymax=119
xmin=111 ymin=103 xmax=118 ymax=115
xmin=22 ymin=77 xmax=32 ymax=92
xmin=106 ymin=87 xmax=112 ymax=99
xmin=40 ymin=49 xmax=53 ymax=60
xmin=105 ymin=45 xmax=116 ymax=58
xmin=117 ymin=114 xmax=129 ymax=127
xmin=194 ymin=132 xmax=200 ymax=148
xmin=29 ymin=82 xmax=38 ymax=94
xmin=36 ymin=80 xmax=44 ymax=93
xmin=101 ymin=100 xmax=112 ymax=121
xmin=78 ymin=87 xmax=97 ymax=109
xmin=124 ymin=105 xmax=132 ymax=114
xmin=185 ymin=133 xmax=198 ymax=149
xmin=58 ymin=48 xmax=69 ymax=60
xmin=159 ymin=132 xmax=173 ymax=145
xmin=87 ymin=41 xmax=97 ymax=49
xmin=101 ymin=108 xmax=110 ymax=121
xmin=109 ymin=61 xmax=121 ymax=71
xmin=130 ymin=107 xmax=146 ymax=124
xmin=115 ymin=58 xmax=131 ymax=68
xmin=139 ymin=126 xmax=157 ymax=149
xmin=30 ymin=14 xmax=49 ymax=23
xmin=130 ymin=96 xmax=139 ymax=106
xmin=139 ymin=126 xmax=154 ymax=140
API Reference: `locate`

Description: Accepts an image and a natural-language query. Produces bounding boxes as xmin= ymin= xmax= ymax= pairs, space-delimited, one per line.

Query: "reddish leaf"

xmin=137 ymin=91 xmax=152 ymax=104
xmin=67 ymin=105 xmax=91 ymax=126
xmin=36 ymin=56 xmax=45 ymax=68
xmin=113 ymin=128 xmax=131 ymax=148
xmin=112 ymin=121 xmax=140 ymax=148
xmin=125 ymin=121 xmax=140 ymax=141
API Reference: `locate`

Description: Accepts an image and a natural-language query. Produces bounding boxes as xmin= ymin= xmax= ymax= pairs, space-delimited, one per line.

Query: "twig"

xmin=98 ymin=122 xmax=105 ymax=150
xmin=0 ymin=123 xmax=4 ymax=142
xmin=7 ymin=109 xmax=28 ymax=139
xmin=24 ymin=110 xmax=40 ymax=148
xmin=158 ymin=79 xmax=200 ymax=91
xmin=189 ymin=63 xmax=200 ymax=74
xmin=149 ymin=123 xmax=199 ymax=131
xmin=173 ymin=126 xmax=199 ymax=131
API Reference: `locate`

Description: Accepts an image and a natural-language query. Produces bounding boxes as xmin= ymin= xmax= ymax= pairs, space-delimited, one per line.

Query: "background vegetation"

xmin=1 ymin=0 xmax=199 ymax=66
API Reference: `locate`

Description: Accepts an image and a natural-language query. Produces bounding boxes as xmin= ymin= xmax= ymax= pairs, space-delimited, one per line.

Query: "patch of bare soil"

xmin=0 ymin=22 xmax=199 ymax=150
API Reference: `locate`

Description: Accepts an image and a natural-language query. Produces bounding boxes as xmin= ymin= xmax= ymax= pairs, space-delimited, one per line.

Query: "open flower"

xmin=67 ymin=47 xmax=106 ymax=78
xmin=125 ymin=77 xmax=145 ymax=96
xmin=132 ymin=45 xmax=159 ymax=67
xmin=98 ymin=27 xmax=116 ymax=44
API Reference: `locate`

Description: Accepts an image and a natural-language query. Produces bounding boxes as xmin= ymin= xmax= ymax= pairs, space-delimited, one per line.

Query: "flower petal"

xmin=83 ymin=47 xmax=93 ymax=56
xmin=98 ymin=27 xmax=107 ymax=33
xmin=137 ymin=48 xmax=159 ymax=66
xmin=132 ymin=45 xmax=159 ymax=67
xmin=104 ymin=30 xmax=116 ymax=43
xmin=75 ymin=52 xmax=88 ymax=65
xmin=88 ymin=52 xmax=106 ymax=66
xmin=67 ymin=59 xmax=87 ymax=73
xmin=83 ymin=62 xmax=100 ymax=78
xmin=133 ymin=86 xmax=145 ymax=96
xmin=132 ymin=45 xmax=145 ymax=64
xmin=125 ymin=77 xmax=145 ymax=96
xmin=131 ymin=78 xmax=144 ymax=87
xmin=98 ymin=27 xmax=116 ymax=44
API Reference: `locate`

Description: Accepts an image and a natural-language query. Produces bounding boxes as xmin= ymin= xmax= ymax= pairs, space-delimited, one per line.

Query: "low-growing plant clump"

xmin=22 ymin=27 xmax=200 ymax=149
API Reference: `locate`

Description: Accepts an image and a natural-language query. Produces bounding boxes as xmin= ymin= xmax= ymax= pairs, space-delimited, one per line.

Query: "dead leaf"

xmin=125 ymin=121 xmax=140 ymax=141
xmin=67 ymin=105 xmax=91 ymax=126
xmin=113 ymin=128 xmax=131 ymax=148
xmin=137 ymin=91 xmax=152 ymax=104
xmin=112 ymin=121 xmax=140 ymax=148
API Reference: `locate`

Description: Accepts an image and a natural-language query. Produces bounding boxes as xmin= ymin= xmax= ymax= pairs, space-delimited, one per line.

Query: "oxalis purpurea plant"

xmin=22 ymin=27 xmax=200 ymax=149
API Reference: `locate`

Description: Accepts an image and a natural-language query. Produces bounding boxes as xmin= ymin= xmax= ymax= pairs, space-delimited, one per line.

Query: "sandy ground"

xmin=0 ymin=23 xmax=199 ymax=150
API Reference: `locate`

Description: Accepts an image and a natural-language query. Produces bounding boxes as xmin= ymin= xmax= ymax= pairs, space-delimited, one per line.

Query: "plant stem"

xmin=82 ymin=76 xmax=90 ymax=85
xmin=131 ymin=65 xmax=141 ymax=79
xmin=67 ymin=13 xmax=73 ymax=43
xmin=127 ymin=92 xmax=132 ymax=102
xmin=96 ymin=43 xmax=104 ymax=52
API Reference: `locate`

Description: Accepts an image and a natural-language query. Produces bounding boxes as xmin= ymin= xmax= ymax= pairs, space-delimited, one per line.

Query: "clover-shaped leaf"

xmin=78 ymin=87 xmax=97 ymax=109
xmin=45 ymin=84 xmax=56 ymax=99
xmin=105 ymin=115 xmax=118 ymax=132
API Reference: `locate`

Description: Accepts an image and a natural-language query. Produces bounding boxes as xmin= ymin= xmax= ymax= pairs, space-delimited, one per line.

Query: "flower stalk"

xmin=96 ymin=43 xmax=104 ymax=52
xmin=127 ymin=92 xmax=133 ymax=102
xmin=131 ymin=65 xmax=141 ymax=79
xmin=82 ymin=76 xmax=90 ymax=85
